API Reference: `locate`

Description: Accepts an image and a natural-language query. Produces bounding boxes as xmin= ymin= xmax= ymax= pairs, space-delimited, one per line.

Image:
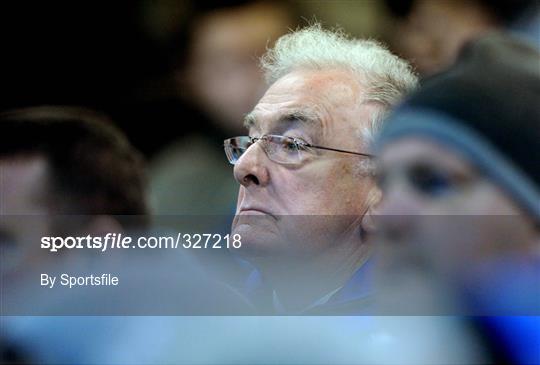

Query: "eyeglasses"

xmin=224 ymin=135 xmax=374 ymax=165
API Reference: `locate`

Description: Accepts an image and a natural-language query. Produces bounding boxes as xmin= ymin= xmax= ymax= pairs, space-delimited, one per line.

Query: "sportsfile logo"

xmin=40 ymin=233 xmax=243 ymax=252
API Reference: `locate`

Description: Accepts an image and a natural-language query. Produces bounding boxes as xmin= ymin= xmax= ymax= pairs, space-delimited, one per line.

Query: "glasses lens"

xmin=224 ymin=137 xmax=251 ymax=164
xmin=224 ymin=135 xmax=305 ymax=165
xmin=263 ymin=135 xmax=302 ymax=165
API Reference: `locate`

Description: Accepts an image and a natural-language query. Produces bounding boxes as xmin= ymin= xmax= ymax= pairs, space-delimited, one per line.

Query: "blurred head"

xmin=375 ymin=35 xmax=540 ymax=278
xmin=0 ymin=106 xmax=148 ymax=274
xmin=226 ymin=25 xmax=417 ymax=259
xmin=182 ymin=1 xmax=294 ymax=135
xmin=385 ymin=0 xmax=501 ymax=76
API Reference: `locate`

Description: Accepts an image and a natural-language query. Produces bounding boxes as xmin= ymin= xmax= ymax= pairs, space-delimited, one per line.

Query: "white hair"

xmin=260 ymin=24 xmax=418 ymax=148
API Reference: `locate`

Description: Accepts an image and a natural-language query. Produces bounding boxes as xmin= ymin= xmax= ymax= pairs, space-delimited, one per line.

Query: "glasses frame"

xmin=224 ymin=134 xmax=374 ymax=165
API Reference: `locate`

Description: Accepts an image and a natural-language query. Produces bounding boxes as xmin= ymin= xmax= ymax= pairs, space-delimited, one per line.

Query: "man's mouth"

xmin=237 ymin=206 xmax=277 ymax=220
xmin=239 ymin=209 xmax=267 ymax=215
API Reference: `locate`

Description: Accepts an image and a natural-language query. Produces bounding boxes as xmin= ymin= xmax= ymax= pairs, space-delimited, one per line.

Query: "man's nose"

xmin=233 ymin=142 xmax=270 ymax=188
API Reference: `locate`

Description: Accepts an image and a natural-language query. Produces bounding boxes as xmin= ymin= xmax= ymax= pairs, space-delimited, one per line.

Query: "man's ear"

xmin=360 ymin=186 xmax=382 ymax=237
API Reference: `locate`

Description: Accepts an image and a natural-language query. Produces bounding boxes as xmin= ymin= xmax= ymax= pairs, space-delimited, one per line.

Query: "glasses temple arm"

xmin=309 ymin=144 xmax=374 ymax=158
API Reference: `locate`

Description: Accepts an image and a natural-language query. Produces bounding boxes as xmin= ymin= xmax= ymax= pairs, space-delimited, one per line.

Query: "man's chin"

xmin=230 ymin=215 xmax=283 ymax=258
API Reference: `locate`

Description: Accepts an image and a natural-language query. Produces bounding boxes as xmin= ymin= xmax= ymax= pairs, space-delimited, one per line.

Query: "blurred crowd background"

xmin=1 ymin=0 xmax=535 ymax=216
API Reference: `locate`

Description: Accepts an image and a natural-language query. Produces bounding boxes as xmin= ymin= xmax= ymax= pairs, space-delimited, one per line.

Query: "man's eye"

xmin=282 ymin=140 xmax=299 ymax=151
xmin=408 ymin=165 xmax=453 ymax=197
xmin=285 ymin=135 xmax=311 ymax=149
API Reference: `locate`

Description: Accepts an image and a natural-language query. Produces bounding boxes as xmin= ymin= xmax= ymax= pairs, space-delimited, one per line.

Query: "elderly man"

xmin=223 ymin=25 xmax=417 ymax=313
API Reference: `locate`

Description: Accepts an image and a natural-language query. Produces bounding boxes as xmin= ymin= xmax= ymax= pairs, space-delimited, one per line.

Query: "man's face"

xmin=375 ymin=138 xmax=537 ymax=278
xmin=231 ymin=69 xmax=377 ymax=257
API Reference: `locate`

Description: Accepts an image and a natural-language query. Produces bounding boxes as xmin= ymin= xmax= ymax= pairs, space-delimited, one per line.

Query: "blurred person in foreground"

xmin=223 ymin=24 xmax=418 ymax=314
xmin=0 ymin=106 xmax=250 ymax=364
xmin=373 ymin=34 xmax=540 ymax=364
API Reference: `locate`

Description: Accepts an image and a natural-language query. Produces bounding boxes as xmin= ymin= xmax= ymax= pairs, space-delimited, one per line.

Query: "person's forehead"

xmin=245 ymin=69 xmax=362 ymax=132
